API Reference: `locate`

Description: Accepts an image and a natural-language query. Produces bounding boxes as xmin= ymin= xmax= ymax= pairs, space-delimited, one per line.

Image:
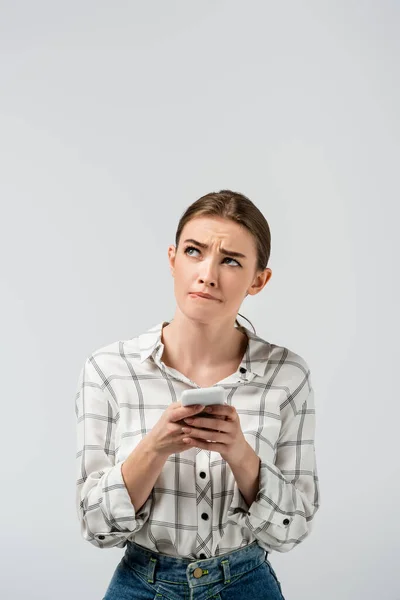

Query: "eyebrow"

xmin=182 ymin=238 xmax=247 ymax=259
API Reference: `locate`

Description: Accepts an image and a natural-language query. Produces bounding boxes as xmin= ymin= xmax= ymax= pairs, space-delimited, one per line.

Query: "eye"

xmin=183 ymin=245 xmax=241 ymax=267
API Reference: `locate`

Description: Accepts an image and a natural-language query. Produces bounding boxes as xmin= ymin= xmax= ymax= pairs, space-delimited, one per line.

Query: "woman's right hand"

xmin=146 ymin=402 xmax=207 ymax=457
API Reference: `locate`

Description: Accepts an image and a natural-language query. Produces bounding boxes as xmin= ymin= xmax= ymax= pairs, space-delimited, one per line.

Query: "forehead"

xmin=182 ymin=216 xmax=254 ymax=248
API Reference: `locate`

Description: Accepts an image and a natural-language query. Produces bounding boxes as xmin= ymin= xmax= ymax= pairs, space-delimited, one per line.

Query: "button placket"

xmin=196 ymin=452 xmax=212 ymax=555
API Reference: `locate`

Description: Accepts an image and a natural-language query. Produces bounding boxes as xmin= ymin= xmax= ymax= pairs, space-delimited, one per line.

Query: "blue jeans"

xmin=103 ymin=539 xmax=285 ymax=599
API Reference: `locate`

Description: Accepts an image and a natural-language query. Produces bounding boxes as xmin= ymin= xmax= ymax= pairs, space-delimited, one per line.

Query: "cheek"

xmin=174 ymin=275 xmax=194 ymax=299
xmin=224 ymin=281 xmax=246 ymax=299
xmin=172 ymin=268 xmax=188 ymax=287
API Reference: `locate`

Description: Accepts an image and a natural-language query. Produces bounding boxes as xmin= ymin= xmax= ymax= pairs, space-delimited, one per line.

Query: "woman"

xmin=75 ymin=189 xmax=320 ymax=599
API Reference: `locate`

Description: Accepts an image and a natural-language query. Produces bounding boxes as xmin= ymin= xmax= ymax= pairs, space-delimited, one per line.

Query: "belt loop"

xmin=221 ymin=559 xmax=231 ymax=584
xmin=147 ymin=557 xmax=157 ymax=584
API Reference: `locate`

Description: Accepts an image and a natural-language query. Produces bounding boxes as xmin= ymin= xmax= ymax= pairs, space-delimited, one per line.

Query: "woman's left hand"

xmin=181 ymin=404 xmax=248 ymax=466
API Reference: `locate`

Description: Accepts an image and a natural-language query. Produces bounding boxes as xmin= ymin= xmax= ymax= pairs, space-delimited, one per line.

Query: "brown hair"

xmin=174 ymin=189 xmax=271 ymax=334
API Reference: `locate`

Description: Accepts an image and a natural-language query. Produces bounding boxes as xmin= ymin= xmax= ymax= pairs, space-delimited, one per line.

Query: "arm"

xmin=228 ymin=443 xmax=261 ymax=507
xmin=75 ymin=356 xmax=163 ymax=549
xmin=228 ymin=360 xmax=321 ymax=553
xmin=121 ymin=439 xmax=168 ymax=513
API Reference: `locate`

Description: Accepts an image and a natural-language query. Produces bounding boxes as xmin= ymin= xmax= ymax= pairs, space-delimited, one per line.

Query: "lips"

xmin=189 ymin=292 xmax=219 ymax=300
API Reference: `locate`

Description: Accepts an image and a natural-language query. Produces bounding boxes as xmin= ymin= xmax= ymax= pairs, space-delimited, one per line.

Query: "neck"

xmin=160 ymin=315 xmax=248 ymax=371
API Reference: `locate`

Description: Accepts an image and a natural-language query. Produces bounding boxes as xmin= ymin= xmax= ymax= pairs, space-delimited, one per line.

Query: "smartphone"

xmin=180 ymin=386 xmax=226 ymax=418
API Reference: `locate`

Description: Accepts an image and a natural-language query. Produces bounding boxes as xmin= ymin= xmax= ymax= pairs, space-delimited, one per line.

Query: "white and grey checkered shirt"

xmin=75 ymin=320 xmax=320 ymax=558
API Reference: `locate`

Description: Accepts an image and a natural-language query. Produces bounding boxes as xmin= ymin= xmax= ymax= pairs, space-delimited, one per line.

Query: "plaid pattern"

xmin=75 ymin=320 xmax=320 ymax=557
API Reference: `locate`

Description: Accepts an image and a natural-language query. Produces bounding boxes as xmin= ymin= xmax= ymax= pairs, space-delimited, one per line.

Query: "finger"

xmin=183 ymin=416 xmax=230 ymax=432
xmin=171 ymin=404 xmax=205 ymax=423
xmin=182 ymin=426 xmax=228 ymax=443
xmin=182 ymin=436 xmax=224 ymax=451
xmin=211 ymin=414 xmax=227 ymax=420
xmin=205 ymin=404 xmax=236 ymax=421
xmin=197 ymin=410 xmax=226 ymax=420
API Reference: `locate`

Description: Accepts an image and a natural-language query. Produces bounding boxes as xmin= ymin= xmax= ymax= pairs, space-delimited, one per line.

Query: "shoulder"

xmin=81 ymin=334 xmax=141 ymax=384
xmin=253 ymin=330 xmax=312 ymax=412
xmin=268 ymin=342 xmax=311 ymax=383
xmin=251 ymin=328 xmax=311 ymax=379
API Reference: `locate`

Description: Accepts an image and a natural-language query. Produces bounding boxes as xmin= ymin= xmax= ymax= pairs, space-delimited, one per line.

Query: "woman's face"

xmin=167 ymin=216 xmax=271 ymax=324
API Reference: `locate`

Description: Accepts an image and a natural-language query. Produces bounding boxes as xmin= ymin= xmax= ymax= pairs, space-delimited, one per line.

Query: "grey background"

xmin=1 ymin=1 xmax=399 ymax=598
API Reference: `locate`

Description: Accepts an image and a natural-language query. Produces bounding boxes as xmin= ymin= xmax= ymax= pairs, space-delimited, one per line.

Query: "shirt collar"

xmin=138 ymin=320 xmax=271 ymax=378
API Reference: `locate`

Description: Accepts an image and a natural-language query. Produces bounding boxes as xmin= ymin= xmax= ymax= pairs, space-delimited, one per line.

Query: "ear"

xmin=168 ymin=245 xmax=176 ymax=274
xmin=247 ymin=268 xmax=272 ymax=296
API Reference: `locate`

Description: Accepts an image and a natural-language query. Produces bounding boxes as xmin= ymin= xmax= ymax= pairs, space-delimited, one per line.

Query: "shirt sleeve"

xmin=228 ymin=362 xmax=321 ymax=553
xmin=75 ymin=356 xmax=152 ymax=549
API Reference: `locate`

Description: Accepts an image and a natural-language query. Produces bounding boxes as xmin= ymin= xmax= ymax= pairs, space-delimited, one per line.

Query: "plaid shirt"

xmin=75 ymin=320 xmax=320 ymax=558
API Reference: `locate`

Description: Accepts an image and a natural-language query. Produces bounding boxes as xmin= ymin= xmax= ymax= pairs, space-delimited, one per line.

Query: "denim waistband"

xmin=123 ymin=540 xmax=267 ymax=589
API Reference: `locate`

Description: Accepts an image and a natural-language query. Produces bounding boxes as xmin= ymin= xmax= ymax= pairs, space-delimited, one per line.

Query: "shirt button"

xmin=201 ymin=512 xmax=209 ymax=520
xmin=283 ymin=518 xmax=290 ymax=525
xmin=199 ymin=553 xmax=206 ymax=559
xmin=98 ymin=535 xmax=105 ymax=540
xmin=199 ymin=471 xmax=206 ymax=479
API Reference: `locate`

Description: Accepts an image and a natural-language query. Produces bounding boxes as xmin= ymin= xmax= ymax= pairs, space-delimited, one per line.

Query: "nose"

xmin=197 ymin=259 xmax=218 ymax=287
xmin=198 ymin=276 xmax=216 ymax=288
